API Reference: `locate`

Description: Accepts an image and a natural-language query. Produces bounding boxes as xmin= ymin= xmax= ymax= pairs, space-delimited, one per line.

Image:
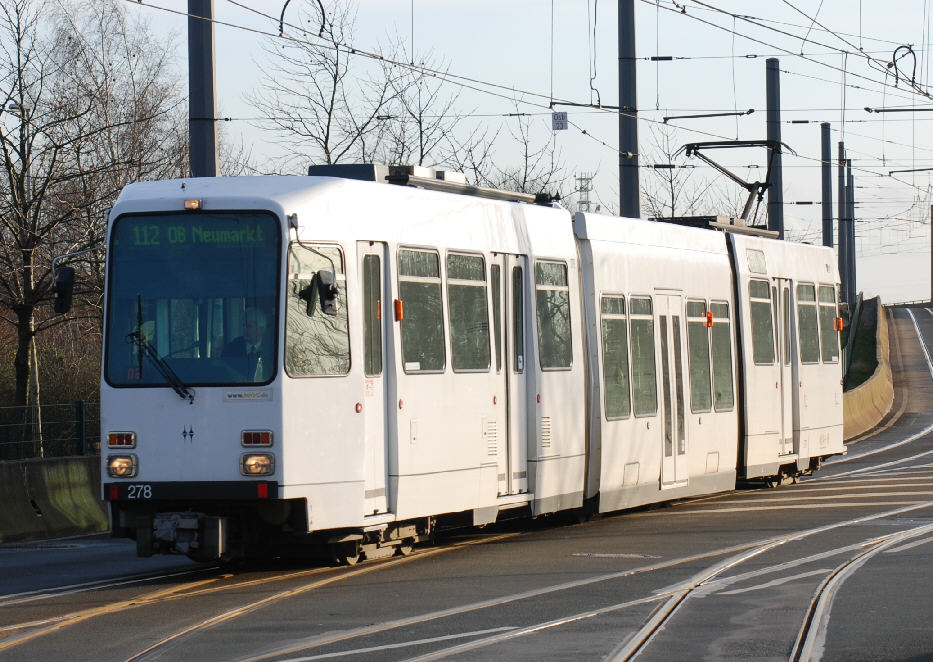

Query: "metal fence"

xmin=0 ymin=401 xmax=100 ymax=461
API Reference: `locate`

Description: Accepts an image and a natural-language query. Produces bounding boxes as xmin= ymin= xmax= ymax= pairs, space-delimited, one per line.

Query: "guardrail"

xmin=0 ymin=401 xmax=100 ymax=462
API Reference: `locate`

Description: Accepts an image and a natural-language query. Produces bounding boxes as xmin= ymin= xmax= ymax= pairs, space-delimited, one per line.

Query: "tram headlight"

xmin=241 ymin=453 xmax=274 ymax=476
xmin=107 ymin=455 xmax=137 ymax=478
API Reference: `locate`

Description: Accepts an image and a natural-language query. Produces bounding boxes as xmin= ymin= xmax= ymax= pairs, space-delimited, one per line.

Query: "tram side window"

xmin=447 ymin=253 xmax=491 ymax=371
xmin=748 ymin=279 xmax=775 ymax=365
xmin=363 ymin=254 xmax=382 ymax=376
xmin=513 ymin=266 xmax=525 ymax=372
xmin=796 ymin=284 xmax=820 ymax=364
xmin=285 ymin=244 xmax=350 ymax=376
xmin=491 ymin=264 xmax=502 ymax=372
xmin=818 ymin=285 xmax=840 ymax=363
xmin=399 ymin=249 xmax=445 ymax=372
xmin=630 ymin=296 xmax=658 ymax=416
xmin=534 ymin=261 xmax=572 ymax=369
xmin=710 ymin=302 xmax=735 ymax=410
xmin=686 ymin=300 xmax=712 ymax=413
xmin=601 ymin=296 xmax=631 ymax=419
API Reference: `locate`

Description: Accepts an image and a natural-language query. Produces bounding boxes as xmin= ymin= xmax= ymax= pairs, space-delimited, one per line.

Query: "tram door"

xmin=491 ymin=254 xmax=528 ymax=497
xmin=658 ymin=293 xmax=689 ymax=488
xmin=358 ymin=242 xmax=389 ymax=515
xmin=775 ymin=279 xmax=795 ymax=456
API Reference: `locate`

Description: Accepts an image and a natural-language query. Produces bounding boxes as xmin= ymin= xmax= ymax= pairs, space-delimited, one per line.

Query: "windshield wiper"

xmin=127 ymin=330 xmax=195 ymax=404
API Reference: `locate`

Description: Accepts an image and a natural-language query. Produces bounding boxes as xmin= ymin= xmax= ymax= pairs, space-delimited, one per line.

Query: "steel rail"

xmin=790 ymin=521 xmax=933 ymax=661
xmin=0 ymin=546 xmax=438 ymax=654
xmin=401 ymin=506 xmax=933 ymax=662
xmin=123 ymin=533 xmax=519 ymax=662
xmin=241 ymin=502 xmax=933 ymax=662
xmin=605 ymin=503 xmax=933 ymax=661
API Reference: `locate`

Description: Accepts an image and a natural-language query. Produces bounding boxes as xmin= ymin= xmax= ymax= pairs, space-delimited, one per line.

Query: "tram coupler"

xmin=137 ymin=512 xmax=229 ymax=560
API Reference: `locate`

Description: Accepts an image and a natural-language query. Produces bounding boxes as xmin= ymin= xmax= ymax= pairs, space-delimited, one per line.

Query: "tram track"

xmin=4 ymin=483 xmax=931 ymax=661
xmin=6 ymin=472 xmax=931 ymax=660
xmin=790 ymin=521 xmax=933 ymax=662
xmin=209 ymin=499 xmax=933 ymax=662
xmin=0 ymin=552 xmax=394 ymax=653
xmin=6 ymin=387 xmax=933 ymax=660
xmin=603 ymin=504 xmax=933 ymax=661
xmin=0 ymin=531 xmax=521 ymax=660
xmin=0 ymin=566 xmax=215 ymax=609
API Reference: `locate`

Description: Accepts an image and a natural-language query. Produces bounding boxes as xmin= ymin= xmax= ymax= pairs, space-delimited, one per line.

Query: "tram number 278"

xmin=127 ymin=484 xmax=153 ymax=499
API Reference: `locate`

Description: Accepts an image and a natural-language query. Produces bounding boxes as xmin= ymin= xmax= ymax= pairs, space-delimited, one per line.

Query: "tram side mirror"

xmin=316 ymin=269 xmax=339 ymax=316
xmin=53 ymin=266 xmax=75 ymax=314
xmin=297 ymin=282 xmax=316 ymax=316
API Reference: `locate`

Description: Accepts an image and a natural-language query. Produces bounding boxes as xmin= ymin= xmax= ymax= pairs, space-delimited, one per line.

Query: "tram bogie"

xmin=96 ymin=167 xmax=844 ymax=562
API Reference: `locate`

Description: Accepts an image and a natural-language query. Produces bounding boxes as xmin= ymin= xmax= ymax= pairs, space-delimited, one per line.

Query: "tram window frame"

xmin=398 ymin=247 xmax=446 ymax=374
xmin=710 ymin=301 xmax=735 ymax=411
xmin=629 ymin=295 xmax=659 ymax=417
xmin=534 ymin=260 xmax=573 ymax=370
xmin=796 ymin=283 xmax=821 ymax=365
xmin=600 ymin=295 xmax=632 ymax=420
xmin=285 ymin=243 xmax=351 ymax=378
xmin=446 ymin=252 xmax=491 ymax=373
xmin=818 ymin=284 xmax=840 ymax=363
xmin=748 ymin=278 xmax=776 ymax=365
xmin=686 ymin=299 xmax=713 ymax=414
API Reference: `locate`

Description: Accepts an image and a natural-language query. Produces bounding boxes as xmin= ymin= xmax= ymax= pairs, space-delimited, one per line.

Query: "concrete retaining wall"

xmin=843 ymin=301 xmax=894 ymax=440
xmin=0 ymin=456 xmax=108 ymax=543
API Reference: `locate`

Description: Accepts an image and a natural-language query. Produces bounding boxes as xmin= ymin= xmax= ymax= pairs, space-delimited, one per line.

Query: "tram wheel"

xmin=397 ymin=539 xmax=414 ymax=557
xmin=330 ymin=542 xmax=361 ymax=566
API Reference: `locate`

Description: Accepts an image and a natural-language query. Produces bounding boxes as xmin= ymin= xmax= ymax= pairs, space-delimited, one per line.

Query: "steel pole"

xmin=837 ymin=142 xmax=848 ymax=304
xmin=766 ymin=58 xmax=784 ymax=239
xmin=618 ymin=0 xmax=639 ymax=218
xmin=821 ymin=122 xmax=833 ymax=248
xmin=847 ymin=161 xmax=857 ymax=300
xmin=188 ymin=0 xmax=218 ymax=177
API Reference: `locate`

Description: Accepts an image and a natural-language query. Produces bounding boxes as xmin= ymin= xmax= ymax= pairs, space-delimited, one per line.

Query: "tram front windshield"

xmin=105 ymin=212 xmax=280 ymax=388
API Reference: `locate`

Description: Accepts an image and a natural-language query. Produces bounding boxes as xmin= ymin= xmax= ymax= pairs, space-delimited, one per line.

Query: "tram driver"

xmin=223 ymin=307 xmax=271 ymax=381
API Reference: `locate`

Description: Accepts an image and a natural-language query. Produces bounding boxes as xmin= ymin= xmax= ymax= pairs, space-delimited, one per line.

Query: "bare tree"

xmin=247 ymin=0 xmax=400 ymax=170
xmin=640 ymin=124 xmax=717 ymax=219
xmin=451 ymin=112 xmax=566 ymax=196
xmin=373 ymin=47 xmax=468 ymax=168
xmin=0 ymin=0 xmax=186 ymax=418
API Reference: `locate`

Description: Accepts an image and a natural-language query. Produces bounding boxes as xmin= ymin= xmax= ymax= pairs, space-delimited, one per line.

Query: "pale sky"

xmin=128 ymin=0 xmax=933 ymax=304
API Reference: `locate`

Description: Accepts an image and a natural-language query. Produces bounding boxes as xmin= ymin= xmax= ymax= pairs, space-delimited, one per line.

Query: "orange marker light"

xmin=394 ymin=299 xmax=404 ymax=321
xmin=706 ymin=311 xmax=714 ymax=328
xmin=834 ymin=316 xmax=844 ymax=332
xmin=241 ymin=430 xmax=272 ymax=446
xmin=108 ymin=432 xmax=136 ymax=448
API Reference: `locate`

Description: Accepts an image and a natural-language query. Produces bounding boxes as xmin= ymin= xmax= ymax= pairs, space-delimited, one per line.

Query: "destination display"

xmin=129 ymin=219 xmax=269 ymax=247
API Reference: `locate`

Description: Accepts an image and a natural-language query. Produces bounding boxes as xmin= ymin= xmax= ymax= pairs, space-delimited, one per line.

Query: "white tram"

xmin=95 ymin=167 xmax=844 ymax=562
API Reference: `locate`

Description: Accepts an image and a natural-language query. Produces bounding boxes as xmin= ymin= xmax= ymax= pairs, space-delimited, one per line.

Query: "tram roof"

xmin=573 ymin=211 xmax=731 ymax=255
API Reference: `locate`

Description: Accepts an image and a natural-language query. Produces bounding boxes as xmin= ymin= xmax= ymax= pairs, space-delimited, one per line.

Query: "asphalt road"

xmin=2 ymin=305 xmax=933 ymax=662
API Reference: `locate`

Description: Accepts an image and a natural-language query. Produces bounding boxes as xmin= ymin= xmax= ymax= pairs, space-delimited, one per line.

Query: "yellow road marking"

xmin=0 ymin=578 xmax=221 ymax=651
xmin=132 ymin=533 xmax=520 ymax=662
